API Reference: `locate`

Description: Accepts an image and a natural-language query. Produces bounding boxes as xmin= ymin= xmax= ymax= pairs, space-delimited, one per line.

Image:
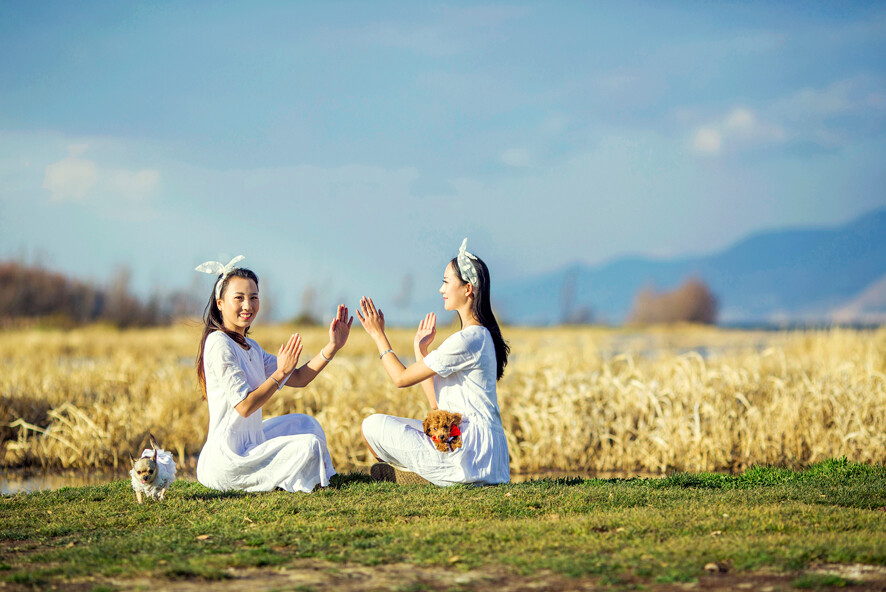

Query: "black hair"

xmin=449 ymin=254 xmax=510 ymax=381
xmin=195 ymin=268 xmax=259 ymax=398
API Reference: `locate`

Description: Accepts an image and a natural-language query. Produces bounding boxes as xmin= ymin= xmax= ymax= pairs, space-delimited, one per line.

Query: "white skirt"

xmin=197 ymin=413 xmax=336 ymax=493
xmin=362 ymin=413 xmax=510 ymax=486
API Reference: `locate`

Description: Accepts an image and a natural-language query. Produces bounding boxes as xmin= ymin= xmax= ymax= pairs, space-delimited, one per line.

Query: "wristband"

xmin=270 ymin=376 xmax=282 ymax=390
xmin=379 ymin=349 xmax=394 ymax=359
xmin=320 ymin=350 xmax=333 ymax=362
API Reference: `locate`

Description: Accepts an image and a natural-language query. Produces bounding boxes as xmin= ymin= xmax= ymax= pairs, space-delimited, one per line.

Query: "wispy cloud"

xmin=107 ymin=169 xmax=160 ymax=201
xmin=691 ymin=107 xmax=785 ymax=156
xmin=41 ymin=145 xmax=160 ymax=210
xmin=692 ymin=129 xmax=722 ymax=155
xmin=43 ymin=155 xmax=99 ymax=202
xmin=775 ymin=76 xmax=886 ymax=120
xmin=500 ymin=148 xmax=532 ymax=167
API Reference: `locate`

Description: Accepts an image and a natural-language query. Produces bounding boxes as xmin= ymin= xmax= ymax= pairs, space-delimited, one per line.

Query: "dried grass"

xmin=2 ymin=323 xmax=884 ymax=473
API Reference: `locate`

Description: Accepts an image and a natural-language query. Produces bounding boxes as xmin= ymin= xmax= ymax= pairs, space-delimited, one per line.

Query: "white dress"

xmin=362 ymin=325 xmax=510 ymax=486
xmin=196 ymin=331 xmax=336 ymax=493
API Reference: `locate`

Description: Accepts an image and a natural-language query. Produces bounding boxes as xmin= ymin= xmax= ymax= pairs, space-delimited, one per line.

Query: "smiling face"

xmin=439 ymin=262 xmax=473 ymax=312
xmin=217 ymin=276 xmax=260 ymax=335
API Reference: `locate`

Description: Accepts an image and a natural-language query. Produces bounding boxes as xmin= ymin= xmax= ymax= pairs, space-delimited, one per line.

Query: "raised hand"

xmin=328 ymin=304 xmax=353 ymax=351
xmin=356 ymin=296 xmax=385 ymax=339
xmin=277 ymin=333 xmax=303 ymax=375
xmin=414 ymin=312 xmax=436 ymax=355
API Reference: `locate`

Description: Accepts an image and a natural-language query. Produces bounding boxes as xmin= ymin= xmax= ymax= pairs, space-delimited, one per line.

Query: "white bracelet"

xmin=270 ymin=375 xmax=282 ymax=390
xmin=320 ymin=350 xmax=333 ymax=362
xmin=379 ymin=349 xmax=394 ymax=359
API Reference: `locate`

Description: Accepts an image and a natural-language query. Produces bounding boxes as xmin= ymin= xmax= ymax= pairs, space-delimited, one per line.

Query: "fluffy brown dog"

xmin=423 ymin=409 xmax=463 ymax=452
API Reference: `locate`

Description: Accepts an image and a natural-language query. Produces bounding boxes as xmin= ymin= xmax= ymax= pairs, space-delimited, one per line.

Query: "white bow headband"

xmin=457 ymin=238 xmax=479 ymax=287
xmin=195 ymin=255 xmax=246 ymax=299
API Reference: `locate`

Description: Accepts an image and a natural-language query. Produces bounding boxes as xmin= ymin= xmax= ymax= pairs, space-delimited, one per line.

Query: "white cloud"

xmin=41 ymin=145 xmax=160 ymax=205
xmin=501 ymin=148 xmax=531 ymax=167
xmin=724 ymin=107 xmax=756 ymax=132
xmin=42 ymin=156 xmax=99 ymax=201
xmin=693 ymin=128 xmax=722 ymax=155
xmin=691 ymin=107 xmax=784 ymax=156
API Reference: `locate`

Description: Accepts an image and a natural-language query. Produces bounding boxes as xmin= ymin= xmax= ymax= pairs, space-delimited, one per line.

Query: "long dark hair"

xmin=195 ymin=268 xmax=259 ymax=398
xmin=450 ymin=254 xmax=509 ymax=381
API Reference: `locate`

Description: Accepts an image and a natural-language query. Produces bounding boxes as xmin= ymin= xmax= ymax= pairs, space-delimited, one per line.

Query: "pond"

xmin=0 ymin=468 xmax=194 ymax=495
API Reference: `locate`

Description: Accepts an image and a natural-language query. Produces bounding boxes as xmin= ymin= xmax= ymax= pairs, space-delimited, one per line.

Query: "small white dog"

xmin=129 ymin=434 xmax=176 ymax=503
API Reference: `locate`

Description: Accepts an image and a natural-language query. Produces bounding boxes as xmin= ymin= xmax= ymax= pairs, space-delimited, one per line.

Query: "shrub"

xmin=628 ymin=278 xmax=718 ymax=324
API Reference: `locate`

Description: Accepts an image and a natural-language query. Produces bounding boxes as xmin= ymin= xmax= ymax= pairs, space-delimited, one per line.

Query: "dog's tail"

xmin=149 ymin=433 xmax=160 ymax=451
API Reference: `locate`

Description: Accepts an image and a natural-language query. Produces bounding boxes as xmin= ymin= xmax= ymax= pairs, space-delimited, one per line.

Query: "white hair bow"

xmin=195 ymin=255 xmax=246 ymax=299
xmin=457 ymin=238 xmax=479 ymax=287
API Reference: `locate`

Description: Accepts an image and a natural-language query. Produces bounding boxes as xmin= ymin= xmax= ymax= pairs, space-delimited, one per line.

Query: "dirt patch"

xmin=6 ymin=560 xmax=886 ymax=592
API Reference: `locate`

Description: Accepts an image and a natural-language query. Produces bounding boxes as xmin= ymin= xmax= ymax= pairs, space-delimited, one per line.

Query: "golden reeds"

xmin=2 ymin=323 xmax=884 ymax=474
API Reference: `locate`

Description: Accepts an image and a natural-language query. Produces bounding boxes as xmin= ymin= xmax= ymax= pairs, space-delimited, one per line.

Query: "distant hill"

xmin=832 ymin=273 xmax=886 ymax=325
xmin=493 ymin=207 xmax=886 ymax=326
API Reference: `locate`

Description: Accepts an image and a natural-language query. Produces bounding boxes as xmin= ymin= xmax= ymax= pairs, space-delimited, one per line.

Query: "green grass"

xmin=2 ymin=458 xmax=885 ymax=590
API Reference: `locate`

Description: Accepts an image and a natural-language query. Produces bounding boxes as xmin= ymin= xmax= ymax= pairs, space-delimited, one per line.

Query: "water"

xmin=1 ymin=470 xmax=127 ymax=495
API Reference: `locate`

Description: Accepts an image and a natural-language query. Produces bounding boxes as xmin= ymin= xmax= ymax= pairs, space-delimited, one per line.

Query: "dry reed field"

xmin=1 ymin=323 xmax=884 ymax=475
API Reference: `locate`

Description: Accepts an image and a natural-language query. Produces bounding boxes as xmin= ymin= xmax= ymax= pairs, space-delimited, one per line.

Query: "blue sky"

xmin=1 ymin=1 xmax=884 ymax=322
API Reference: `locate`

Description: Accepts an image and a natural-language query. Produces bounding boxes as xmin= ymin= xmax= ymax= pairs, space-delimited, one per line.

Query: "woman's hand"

xmin=414 ymin=312 xmax=436 ymax=355
xmin=328 ymin=304 xmax=353 ymax=352
xmin=356 ymin=296 xmax=385 ymax=339
xmin=277 ymin=333 xmax=303 ymax=375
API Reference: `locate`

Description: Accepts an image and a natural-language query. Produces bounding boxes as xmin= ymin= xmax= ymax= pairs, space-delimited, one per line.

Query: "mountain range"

xmin=492 ymin=207 xmax=886 ymax=326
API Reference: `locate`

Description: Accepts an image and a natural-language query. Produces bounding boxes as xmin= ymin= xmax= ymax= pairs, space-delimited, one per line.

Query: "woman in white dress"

xmin=357 ymin=239 xmax=510 ymax=486
xmin=194 ymin=257 xmax=351 ymax=493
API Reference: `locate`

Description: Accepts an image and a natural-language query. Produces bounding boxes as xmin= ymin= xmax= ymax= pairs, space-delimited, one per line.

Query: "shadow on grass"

xmin=180 ymin=472 xmax=375 ymax=498
xmin=186 ymin=491 xmax=251 ymax=500
xmin=516 ymin=476 xmax=588 ymax=487
xmin=328 ymin=472 xmax=375 ymax=488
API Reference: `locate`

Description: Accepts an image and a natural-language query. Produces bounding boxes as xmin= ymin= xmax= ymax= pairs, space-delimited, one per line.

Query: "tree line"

xmin=0 ymin=262 xmax=199 ymax=328
xmin=1 ymin=261 xmax=719 ymax=328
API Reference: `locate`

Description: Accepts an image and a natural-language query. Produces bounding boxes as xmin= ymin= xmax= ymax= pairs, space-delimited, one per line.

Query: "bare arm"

xmin=285 ymin=304 xmax=352 ymax=388
xmin=234 ymin=334 xmax=302 ymax=417
xmin=414 ymin=312 xmax=438 ymax=409
xmin=357 ymin=297 xmax=439 ymax=390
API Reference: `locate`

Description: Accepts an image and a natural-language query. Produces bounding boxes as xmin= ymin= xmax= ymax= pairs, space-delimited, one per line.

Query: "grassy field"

xmin=1 ymin=324 xmax=884 ymax=475
xmin=2 ymin=459 xmax=886 ymax=591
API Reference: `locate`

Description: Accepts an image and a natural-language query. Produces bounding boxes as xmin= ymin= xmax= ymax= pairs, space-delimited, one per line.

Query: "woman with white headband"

xmin=357 ymin=239 xmax=511 ymax=486
xmin=194 ymin=256 xmax=352 ymax=493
